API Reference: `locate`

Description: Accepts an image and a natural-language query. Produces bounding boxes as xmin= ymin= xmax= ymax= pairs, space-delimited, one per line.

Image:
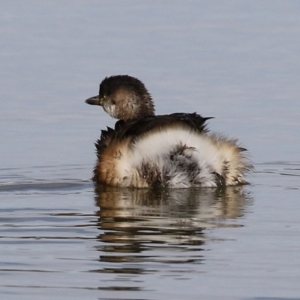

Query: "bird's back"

xmin=93 ymin=113 xmax=251 ymax=188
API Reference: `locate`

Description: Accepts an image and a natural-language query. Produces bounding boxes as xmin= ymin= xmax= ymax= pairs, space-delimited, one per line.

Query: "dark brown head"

xmin=85 ymin=75 xmax=155 ymax=120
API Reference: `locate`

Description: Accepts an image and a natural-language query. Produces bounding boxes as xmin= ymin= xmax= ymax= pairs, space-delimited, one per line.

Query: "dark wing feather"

xmin=95 ymin=113 xmax=212 ymax=154
xmin=115 ymin=113 xmax=212 ymax=139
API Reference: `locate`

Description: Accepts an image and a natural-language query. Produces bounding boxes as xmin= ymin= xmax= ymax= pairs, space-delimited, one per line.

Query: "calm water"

xmin=1 ymin=1 xmax=300 ymax=299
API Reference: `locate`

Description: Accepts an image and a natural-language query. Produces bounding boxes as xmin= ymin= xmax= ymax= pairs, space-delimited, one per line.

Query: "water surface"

xmin=1 ymin=1 xmax=300 ymax=299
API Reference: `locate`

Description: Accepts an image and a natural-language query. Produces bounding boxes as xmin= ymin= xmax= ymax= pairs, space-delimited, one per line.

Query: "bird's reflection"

xmin=93 ymin=185 xmax=252 ymax=274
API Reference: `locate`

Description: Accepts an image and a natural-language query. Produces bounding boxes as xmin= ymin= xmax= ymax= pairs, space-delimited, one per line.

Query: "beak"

xmin=85 ymin=95 xmax=103 ymax=106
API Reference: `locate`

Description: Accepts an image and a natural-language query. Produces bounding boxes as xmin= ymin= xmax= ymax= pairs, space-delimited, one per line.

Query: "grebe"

xmin=85 ymin=75 xmax=251 ymax=188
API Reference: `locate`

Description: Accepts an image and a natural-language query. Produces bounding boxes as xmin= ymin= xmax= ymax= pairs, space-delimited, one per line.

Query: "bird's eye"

xmin=111 ymin=100 xmax=116 ymax=105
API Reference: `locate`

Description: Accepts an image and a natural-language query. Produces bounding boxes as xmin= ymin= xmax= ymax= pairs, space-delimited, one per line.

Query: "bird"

xmin=85 ymin=75 xmax=252 ymax=188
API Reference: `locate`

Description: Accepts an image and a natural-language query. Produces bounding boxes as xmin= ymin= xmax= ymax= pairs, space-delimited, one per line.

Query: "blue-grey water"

xmin=1 ymin=1 xmax=300 ymax=299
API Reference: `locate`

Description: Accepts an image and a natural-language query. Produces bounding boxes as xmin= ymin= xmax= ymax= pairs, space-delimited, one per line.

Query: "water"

xmin=1 ymin=1 xmax=300 ymax=299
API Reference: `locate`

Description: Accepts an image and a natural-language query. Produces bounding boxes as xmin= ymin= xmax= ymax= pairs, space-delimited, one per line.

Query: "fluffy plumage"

xmin=85 ymin=75 xmax=252 ymax=188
